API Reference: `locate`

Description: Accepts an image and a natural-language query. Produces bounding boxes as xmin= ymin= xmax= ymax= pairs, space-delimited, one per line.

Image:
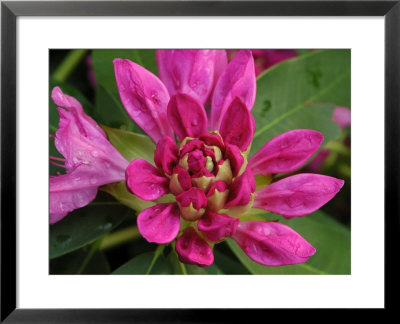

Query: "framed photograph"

xmin=1 ymin=0 xmax=398 ymax=321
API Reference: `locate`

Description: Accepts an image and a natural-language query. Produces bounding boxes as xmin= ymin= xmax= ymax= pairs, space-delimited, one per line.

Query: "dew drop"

xmin=98 ymin=222 xmax=112 ymax=231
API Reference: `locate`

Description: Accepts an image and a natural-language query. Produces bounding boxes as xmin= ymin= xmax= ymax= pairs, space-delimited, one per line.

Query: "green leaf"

xmin=250 ymin=49 xmax=350 ymax=155
xmin=102 ymin=126 xmax=155 ymax=163
xmin=227 ymin=210 xmax=350 ymax=274
xmin=185 ymin=264 xmax=224 ymax=275
xmin=213 ymin=250 xmax=250 ymax=275
xmin=50 ymin=248 xmax=110 ymax=275
xmin=91 ymin=49 xmax=157 ymax=130
xmin=50 ymin=202 xmax=131 ymax=259
xmin=94 ymin=84 xmax=141 ymax=133
xmin=92 ymin=50 xmax=157 ymax=93
xmin=113 ymin=252 xmax=172 ymax=274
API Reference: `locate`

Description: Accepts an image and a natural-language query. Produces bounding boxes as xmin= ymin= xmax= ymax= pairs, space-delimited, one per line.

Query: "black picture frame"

xmin=1 ymin=0 xmax=398 ymax=321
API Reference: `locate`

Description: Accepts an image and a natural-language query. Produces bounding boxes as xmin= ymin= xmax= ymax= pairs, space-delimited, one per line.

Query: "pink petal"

xmin=199 ymin=132 xmax=225 ymax=151
xmin=211 ymin=49 xmax=256 ymax=130
xmin=52 ymin=87 xmax=128 ymax=174
xmin=156 ymin=50 xmax=220 ymax=104
xmin=180 ymin=138 xmax=204 ymax=157
xmin=219 ymin=97 xmax=255 ymax=152
xmin=249 ymin=129 xmax=324 ymax=175
xmin=49 ymin=169 xmax=98 ymax=224
xmin=137 ymin=203 xmax=180 ymax=244
xmin=176 ymin=187 xmax=207 ymax=210
xmin=167 ymin=93 xmax=208 ymax=141
xmin=113 ymin=58 xmax=174 ymax=142
xmin=226 ymin=167 xmax=256 ymax=207
xmin=50 ymin=87 xmax=129 ymax=223
xmin=197 ymin=211 xmax=240 ymax=242
xmin=175 ymin=227 xmax=214 ymax=266
xmin=254 ymin=173 xmax=344 ymax=218
xmin=232 ymin=221 xmax=316 ymax=266
xmin=206 ymin=50 xmax=228 ymax=104
xmin=125 ymin=159 xmax=170 ymax=201
xmin=154 ymin=136 xmax=179 ymax=175
xmin=187 ymin=149 xmax=206 ymax=174
xmin=333 ymin=106 xmax=351 ymax=129
xmin=207 ymin=180 xmax=228 ymax=197
xmin=225 ymin=144 xmax=245 ymax=177
xmin=169 ymin=166 xmax=192 ymax=195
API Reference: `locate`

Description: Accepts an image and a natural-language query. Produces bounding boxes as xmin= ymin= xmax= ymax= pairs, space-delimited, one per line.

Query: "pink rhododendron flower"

xmin=332 ymin=106 xmax=351 ymax=129
xmin=49 ymin=87 xmax=129 ymax=224
xmin=113 ymin=50 xmax=344 ymax=267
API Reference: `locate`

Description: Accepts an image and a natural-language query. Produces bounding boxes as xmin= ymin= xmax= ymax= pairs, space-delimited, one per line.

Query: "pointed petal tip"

xmin=249 ymin=129 xmax=325 ymax=175
xmin=254 ymin=173 xmax=345 ymax=218
xmin=167 ymin=93 xmax=208 ymax=141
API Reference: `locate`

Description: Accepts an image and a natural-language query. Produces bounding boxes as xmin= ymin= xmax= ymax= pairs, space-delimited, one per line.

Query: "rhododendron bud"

xmin=191 ymin=168 xmax=215 ymax=192
xmin=226 ymin=167 xmax=256 ymax=207
xmin=225 ymin=167 xmax=256 ymax=216
xmin=206 ymin=180 xmax=229 ymax=212
xmin=187 ymin=149 xmax=207 ymax=174
xmin=175 ymin=227 xmax=214 ymax=267
xmin=154 ymin=136 xmax=179 ymax=175
xmin=169 ymin=166 xmax=192 ymax=195
xmin=215 ymin=159 xmax=233 ymax=185
xmin=199 ymin=132 xmax=225 ymax=151
xmin=225 ymin=144 xmax=247 ymax=177
xmin=176 ymin=187 xmax=207 ymax=221
xmin=197 ymin=211 xmax=239 ymax=242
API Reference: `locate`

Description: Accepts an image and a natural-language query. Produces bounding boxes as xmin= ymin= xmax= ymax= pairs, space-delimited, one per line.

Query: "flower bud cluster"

xmin=166 ymin=132 xmax=255 ymax=225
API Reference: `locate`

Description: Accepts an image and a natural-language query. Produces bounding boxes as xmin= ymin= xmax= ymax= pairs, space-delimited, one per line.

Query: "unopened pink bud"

xmin=176 ymin=187 xmax=207 ymax=221
xmin=206 ymin=180 xmax=229 ymax=212
xmin=169 ymin=166 xmax=192 ymax=195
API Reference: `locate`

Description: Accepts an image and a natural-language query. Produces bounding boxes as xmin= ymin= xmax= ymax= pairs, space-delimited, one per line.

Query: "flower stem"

xmin=179 ymin=261 xmax=188 ymax=275
xmin=53 ymin=49 xmax=88 ymax=82
xmin=76 ymin=238 xmax=102 ymax=274
xmin=99 ymin=225 xmax=140 ymax=251
xmin=146 ymin=245 xmax=166 ymax=274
